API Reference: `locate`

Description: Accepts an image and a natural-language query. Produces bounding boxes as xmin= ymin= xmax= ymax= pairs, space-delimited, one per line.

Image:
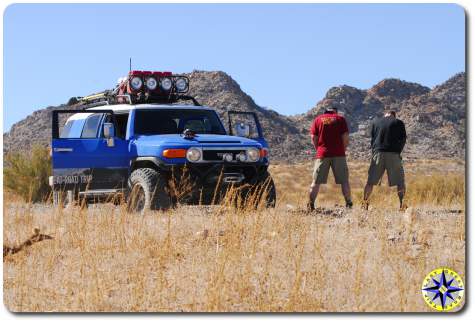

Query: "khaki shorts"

xmin=367 ymin=152 xmax=405 ymax=187
xmin=312 ymin=157 xmax=349 ymax=185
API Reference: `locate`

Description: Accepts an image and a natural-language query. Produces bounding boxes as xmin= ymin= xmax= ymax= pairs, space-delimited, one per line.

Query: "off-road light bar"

xmin=124 ymin=71 xmax=189 ymax=95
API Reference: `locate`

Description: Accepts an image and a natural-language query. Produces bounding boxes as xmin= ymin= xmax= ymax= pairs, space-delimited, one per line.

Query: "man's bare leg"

xmin=341 ymin=181 xmax=352 ymax=208
xmin=362 ymin=184 xmax=373 ymax=210
xmin=308 ymin=184 xmax=320 ymax=211
xmin=364 ymin=184 xmax=373 ymax=200
xmin=397 ymin=184 xmax=406 ymax=210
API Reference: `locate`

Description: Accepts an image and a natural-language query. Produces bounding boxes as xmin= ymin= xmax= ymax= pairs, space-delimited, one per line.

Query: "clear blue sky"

xmin=3 ymin=3 xmax=465 ymax=130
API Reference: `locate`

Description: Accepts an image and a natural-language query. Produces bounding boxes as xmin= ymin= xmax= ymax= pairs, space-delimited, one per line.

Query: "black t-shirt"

xmin=370 ymin=116 xmax=407 ymax=153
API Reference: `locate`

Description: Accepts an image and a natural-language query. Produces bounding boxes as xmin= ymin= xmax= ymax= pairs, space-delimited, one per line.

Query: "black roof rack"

xmin=78 ymin=91 xmax=201 ymax=110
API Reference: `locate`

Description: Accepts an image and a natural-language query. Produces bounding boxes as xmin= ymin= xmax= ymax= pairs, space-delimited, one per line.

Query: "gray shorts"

xmin=312 ymin=157 xmax=349 ymax=185
xmin=366 ymin=152 xmax=405 ymax=187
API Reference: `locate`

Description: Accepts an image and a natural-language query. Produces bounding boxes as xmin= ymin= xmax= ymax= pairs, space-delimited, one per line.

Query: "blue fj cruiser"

xmin=50 ymin=71 xmax=276 ymax=211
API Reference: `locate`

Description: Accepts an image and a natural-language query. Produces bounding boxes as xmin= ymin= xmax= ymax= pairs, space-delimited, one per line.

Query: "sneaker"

xmin=345 ymin=201 xmax=353 ymax=209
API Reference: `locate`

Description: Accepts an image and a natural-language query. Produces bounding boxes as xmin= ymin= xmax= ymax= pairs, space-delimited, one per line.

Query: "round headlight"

xmin=145 ymin=77 xmax=158 ymax=90
xmin=237 ymin=153 xmax=247 ymax=162
xmin=130 ymin=76 xmax=143 ymax=90
xmin=175 ymin=77 xmax=188 ymax=92
xmin=160 ymin=77 xmax=173 ymax=91
xmin=246 ymin=148 xmax=260 ymax=162
xmin=186 ymin=147 xmax=202 ymax=162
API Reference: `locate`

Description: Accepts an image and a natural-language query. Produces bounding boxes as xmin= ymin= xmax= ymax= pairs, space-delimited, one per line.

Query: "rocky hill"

xmin=3 ymin=71 xmax=465 ymax=162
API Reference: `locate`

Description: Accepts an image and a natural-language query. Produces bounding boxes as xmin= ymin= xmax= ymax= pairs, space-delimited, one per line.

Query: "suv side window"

xmin=102 ymin=113 xmax=129 ymax=139
xmin=81 ymin=114 xmax=103 ymax=138
xmin=60 ymin=120 xmax=74 ymax=138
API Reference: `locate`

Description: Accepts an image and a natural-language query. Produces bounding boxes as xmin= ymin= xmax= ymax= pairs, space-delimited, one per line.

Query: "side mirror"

xmin=103 ymin=122 xmax=115 ymax=147
xmin=103 ymin=122 xmax=115 ymax=138
xmin=234 ymin=123 xmax=250 ymax=138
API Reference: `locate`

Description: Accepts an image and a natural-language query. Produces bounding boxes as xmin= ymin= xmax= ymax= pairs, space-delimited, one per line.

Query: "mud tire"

xmin=127 ymin=168 xmax=172 ymax=213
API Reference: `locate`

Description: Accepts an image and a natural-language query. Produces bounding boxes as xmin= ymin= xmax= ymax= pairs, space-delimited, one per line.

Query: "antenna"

xmin=129 ymin=58 xmax=132 ymax=72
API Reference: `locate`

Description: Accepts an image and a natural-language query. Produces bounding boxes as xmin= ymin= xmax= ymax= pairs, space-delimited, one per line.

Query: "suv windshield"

xmin=134 ymin=109 xmax=226 ymax=136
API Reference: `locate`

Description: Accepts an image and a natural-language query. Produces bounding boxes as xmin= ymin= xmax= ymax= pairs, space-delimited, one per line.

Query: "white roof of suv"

xmin=87 ymin=104 xmax=213 ymax=112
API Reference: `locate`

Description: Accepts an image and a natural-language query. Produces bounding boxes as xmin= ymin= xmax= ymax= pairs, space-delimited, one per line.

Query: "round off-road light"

xmin=175 ymin=77 xmax=189 ymax=92
xmin=146 ymin=77 xmax=158 ymax=90
xmin=237 ymin=153 xmax=247 ymax=162
xmin=246 ymin=148 xmax=260 ymax=162
xmin=160 ymin=77 xmax=173 ymax=91
xmin=222 ymin=153 xmax=233 ymax=162
xmin=130 ymin=76 xmax=143 ymax=90
xmin=186 ymin=147 xmax=202 ymax=162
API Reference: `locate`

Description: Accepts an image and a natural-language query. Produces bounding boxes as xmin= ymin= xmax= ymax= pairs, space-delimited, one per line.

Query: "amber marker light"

xmin=260 ymin=148 xmax=269 ymax=158
xmin=162 ymin=149 xmax=186 ymax=158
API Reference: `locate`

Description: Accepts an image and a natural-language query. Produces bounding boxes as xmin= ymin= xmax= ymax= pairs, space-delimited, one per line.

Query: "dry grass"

xmin=272 ymin=159 xmax=465 ymax=209
xmin=3 ymin=145 xmax=51 ymax=203
xmin=3 ymin=159 xmax=465 ymax=312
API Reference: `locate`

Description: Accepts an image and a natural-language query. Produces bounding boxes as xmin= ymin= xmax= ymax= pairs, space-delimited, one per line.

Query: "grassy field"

xmin=3 ymin=159 xmax=465 ymax=312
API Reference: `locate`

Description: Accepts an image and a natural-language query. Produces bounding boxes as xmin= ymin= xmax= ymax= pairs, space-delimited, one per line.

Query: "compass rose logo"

xmin=421 ymin=267 xmax=464 ymax=311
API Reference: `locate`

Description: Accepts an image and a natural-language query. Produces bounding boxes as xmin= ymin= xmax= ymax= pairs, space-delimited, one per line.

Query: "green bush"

xmin=4 ymin=145 xmax=52 ymax=203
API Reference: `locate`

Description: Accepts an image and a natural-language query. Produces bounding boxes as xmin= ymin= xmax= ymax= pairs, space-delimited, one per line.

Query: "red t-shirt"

xmin=310 ymin=111 xmax=349 ymax=159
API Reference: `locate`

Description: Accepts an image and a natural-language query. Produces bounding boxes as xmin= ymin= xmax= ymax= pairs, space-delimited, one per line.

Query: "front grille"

xmin=202 ymin=149 xmax=245 ymax=161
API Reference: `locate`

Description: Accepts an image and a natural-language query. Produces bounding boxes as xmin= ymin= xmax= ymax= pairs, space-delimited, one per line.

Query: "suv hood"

xmin=133 ymin=134 xmax=261 ymax=147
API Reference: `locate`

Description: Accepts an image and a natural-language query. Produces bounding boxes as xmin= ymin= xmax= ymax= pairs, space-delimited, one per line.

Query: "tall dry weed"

xmin=4 ymin=145 xmax=51 ymax=203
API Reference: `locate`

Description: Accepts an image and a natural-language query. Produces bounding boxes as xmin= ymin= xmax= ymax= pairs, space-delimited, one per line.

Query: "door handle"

xmin=54 ymin=148 xmax=73 ymax=152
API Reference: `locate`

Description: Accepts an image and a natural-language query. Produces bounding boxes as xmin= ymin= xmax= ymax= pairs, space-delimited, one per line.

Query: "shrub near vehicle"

xmin=50 ymin=70 xmax=276 ymax=211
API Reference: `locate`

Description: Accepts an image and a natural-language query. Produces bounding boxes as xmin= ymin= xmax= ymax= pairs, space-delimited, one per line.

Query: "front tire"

xmin=126 ymin=168 xmax=172 ymax=213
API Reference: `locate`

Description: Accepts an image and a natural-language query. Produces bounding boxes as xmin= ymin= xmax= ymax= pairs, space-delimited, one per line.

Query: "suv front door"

xmin=52 ymin=110 xmax=130 ymax=192
xmin=227 ymin=111 xmax=267 ymax=147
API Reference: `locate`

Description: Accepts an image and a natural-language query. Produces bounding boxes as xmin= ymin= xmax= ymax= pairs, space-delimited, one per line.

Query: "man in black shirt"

xmin=363 ymin=110 xmax=407 ymax=210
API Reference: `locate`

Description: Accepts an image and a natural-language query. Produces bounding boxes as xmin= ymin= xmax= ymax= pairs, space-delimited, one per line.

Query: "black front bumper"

xmin=160 ymin=163 xmax=269 ymax=204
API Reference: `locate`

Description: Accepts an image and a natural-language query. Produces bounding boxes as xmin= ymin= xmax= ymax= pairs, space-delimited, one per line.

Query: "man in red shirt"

xmin=308 ymin=107 xmax=352 ymax=210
